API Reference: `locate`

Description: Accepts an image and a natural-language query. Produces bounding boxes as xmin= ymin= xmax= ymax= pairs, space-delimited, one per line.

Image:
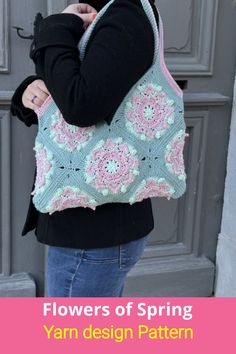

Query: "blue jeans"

xmin=46 ymin=234 xmax=149 ymax=297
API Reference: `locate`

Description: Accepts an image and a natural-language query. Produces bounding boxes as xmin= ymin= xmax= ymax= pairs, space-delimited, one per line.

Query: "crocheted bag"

xmin=32 ymin=0 xmax=189 ymax=214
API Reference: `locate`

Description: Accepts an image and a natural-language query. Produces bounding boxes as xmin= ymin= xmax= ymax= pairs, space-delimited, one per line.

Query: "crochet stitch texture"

xmin=32 ymin=0 xmax=189 ymax=214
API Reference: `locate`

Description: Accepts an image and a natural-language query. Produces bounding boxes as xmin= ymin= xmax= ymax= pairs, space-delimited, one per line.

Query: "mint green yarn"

xmin=32 ymin=0 xmax=188 ymax=214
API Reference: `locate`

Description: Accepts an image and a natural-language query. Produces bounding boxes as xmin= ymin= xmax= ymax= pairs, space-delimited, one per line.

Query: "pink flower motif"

xmin=125 ymin=83 xmax=175 ymax=140
xmin=47 ymin=186 xmax=98 ymax=214
xmin=129 ymin=177 xmax=175 ymax=203
xmin=31 ymin=143 xmax=54 ymax=196
xmin=165 ymin=130 xmax=189 ymax=179
xmin=50 ymin=110 xmax=95 ymax=151
xmin=85 ymin=138 xmax=139 ymax=195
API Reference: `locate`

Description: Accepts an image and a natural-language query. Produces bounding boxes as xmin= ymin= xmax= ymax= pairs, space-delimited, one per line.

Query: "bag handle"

xmin=139 ymin=0 xmax=161 ymax=64
xmin=78 ymin=0 xmax=116 ymax=60
xmin=78 ymin=0 xmax=162 ymax=65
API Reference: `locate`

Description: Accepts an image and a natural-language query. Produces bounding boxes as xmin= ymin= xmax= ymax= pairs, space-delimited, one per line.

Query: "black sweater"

xmin=10 ymin=0 xmax=158 ymax=248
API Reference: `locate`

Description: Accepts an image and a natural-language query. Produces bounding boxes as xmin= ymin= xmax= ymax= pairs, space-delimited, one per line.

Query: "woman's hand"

xmin=61 ymin=3 xmax=97 ymax=29
xmin=22 ymin=79 xmax=50 ymax=111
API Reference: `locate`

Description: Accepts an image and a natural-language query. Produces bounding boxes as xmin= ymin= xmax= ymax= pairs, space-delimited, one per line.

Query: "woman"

xmin=10 ymin=0 xmax=158 ymax=297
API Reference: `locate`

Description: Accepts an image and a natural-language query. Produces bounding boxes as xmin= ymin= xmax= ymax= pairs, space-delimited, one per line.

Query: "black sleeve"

xmin=29 ymin=1 xmax=156 ymax=128
xmin=10 ymin=75 xmax=42 ymax=127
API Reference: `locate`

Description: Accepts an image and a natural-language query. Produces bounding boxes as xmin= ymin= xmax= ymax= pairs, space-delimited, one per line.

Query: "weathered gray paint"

xmin=125 ymin=255 xmax=215 ymax=297
xmin=0 ymin=0 xmax=236 ymax=297
xmin=47 ymin=0 xmax=67 ymax=15
xmin=158 ymin=0 xmax=219 ymax=75
xmin=0 ymin=0 xmax=9 ymax=72
xmin=214 ymin=72 xmax=236 ymax=297
xmin=0 ymin=109 xmax=11 ymax=276
xmin=0 ymin=273 xmax=36 ymax=297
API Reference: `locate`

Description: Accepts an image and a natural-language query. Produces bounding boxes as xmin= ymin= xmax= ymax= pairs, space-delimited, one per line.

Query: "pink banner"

xmin=0 ymin=297 xmax=234 ymax=353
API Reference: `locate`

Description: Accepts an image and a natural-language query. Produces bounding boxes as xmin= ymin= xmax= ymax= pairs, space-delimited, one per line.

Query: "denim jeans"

xmin=46 ymin=234 xmax=149 ymax=297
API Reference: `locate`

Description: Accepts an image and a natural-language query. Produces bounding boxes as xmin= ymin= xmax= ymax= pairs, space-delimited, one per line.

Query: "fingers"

xmin=76 ymin=3 xmax=97 ymax=14
xmin=80 ymin=12 xmax=97 ymax=24
xmin=22 ymin=79 xmax=50 ymax=110
xmin=80 ymin=13 xmax=97 ymax=29
xmin=35 ymin=80 xmax=50 ymax=95
xmin=61 ymin=4 xmax=97 ymax=28
xmin=22 ymin=98 xmax=38 ymax=111
xmin=28 ymin=83 xmax=49 ymax=106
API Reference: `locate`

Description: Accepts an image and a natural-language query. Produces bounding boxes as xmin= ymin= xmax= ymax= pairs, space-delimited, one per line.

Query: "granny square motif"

xmin=32 ymin=0 xmax=189 ymax=214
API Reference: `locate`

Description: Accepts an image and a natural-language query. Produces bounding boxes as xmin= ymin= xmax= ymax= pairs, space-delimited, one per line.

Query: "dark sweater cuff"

xmin=30 ymin=13 xmax=85 ymax=62
xmin=10 ymin=75 xmax=41 ymax=127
